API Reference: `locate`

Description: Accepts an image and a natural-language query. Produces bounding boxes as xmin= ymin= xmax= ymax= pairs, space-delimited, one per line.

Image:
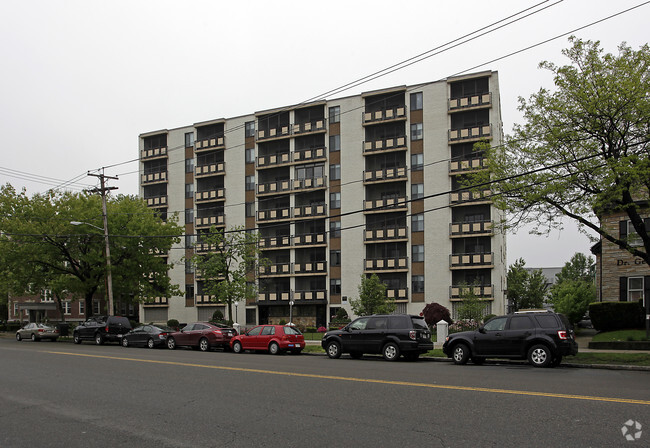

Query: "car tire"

xmin=147 ymin=338 xmax=155 ymax=349
xmin=94 ymin=333 xmax=104 ymax=345
xmin=472 ymin=356 xmax=485 ymax=365
xmin=452 ymin=343 xmax=470 ymax=365
xmin=199 ymin=337 xmax=209 ymax=352
xmin=16 ymin=333 xmax=21 ymax=341
xmin=528 ymin=344 xmax=552 ymax=368
xmin=121 ymin=337 xmax=129 ymax=347
xmin=73 ymin=333 xmax=82 ymax=344
xmin=31 ymin=333 xmax=38 ymax=342
xmin=269 ymin=342 xmax=280 ymax=355
xmin=382 ymin=342 xmax=400 ymax=361
xmin=349 ymin=351 xmax=363 ymax=359
xmin=233 ymin=341 xmax=243 ymax=353
xmin=167 ymin=337 xmax=176 ymax=350
xmin=326 ymin=340 xmax=341 ymax=359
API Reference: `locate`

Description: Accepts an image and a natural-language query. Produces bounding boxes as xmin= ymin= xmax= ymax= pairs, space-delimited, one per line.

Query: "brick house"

xmin=8 ymin=290 xmax=107 ymax=324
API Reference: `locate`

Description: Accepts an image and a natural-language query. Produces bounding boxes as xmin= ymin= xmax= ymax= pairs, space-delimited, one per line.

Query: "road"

xmin=1 ymin=338 xmax=648 ymax=447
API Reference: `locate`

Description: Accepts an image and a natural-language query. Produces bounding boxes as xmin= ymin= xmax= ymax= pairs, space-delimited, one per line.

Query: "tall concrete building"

xmin=139 ymin=71 xmax=507 ymax=327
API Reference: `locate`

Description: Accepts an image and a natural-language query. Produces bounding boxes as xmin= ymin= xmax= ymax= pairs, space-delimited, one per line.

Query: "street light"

xmin=71 ymin=220 xmax=114 ymax=316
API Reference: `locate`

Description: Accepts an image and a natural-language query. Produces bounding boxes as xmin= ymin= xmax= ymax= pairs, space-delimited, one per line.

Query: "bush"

xmin=167 ymin=319 xmax=180 ymax=330
xmin=421 ymin=302 xmax=452 ymax=326
xmin=589 ymin=301 xmax=644 ymax=331
xmin=305 ymin=327 xmax=317 ymax=333
xmin=317 ymin=326 xmax=328 ymax=333
xmin=129 ymin=320 xmax=138 ymax=329
xmin=212 ymin=310 xmax=224 ymax=322
xmin=279 ymin=319 xmax=287 ymax=325
xmin=335 ymin=308 xmax=349 ymax=320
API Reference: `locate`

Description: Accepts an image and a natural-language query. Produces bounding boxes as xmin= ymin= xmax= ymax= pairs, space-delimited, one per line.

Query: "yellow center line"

xmin=45 ymin=350 xmax=650 ymax=406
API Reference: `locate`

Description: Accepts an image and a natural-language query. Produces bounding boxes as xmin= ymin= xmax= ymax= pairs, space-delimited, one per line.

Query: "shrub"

xmin=589 ymin=301 xmax=644 ymax=331
xmin=305 ymin=327 xmax=317 ymax=333
xmin=421 ymin=302 xmax=453 ymax=326
xmin=317 ymin=326 xmax=328 ymax=333
xmin=279 ymin=319 xmax=287 ymax=325
xmin=167 ymin=319 xmax=180 ymax=330
xmin=335 ymin=308 xmax=349 ymax=320
xmin=212 ymin=309 xmax=224 ymax=322
xmin=448 ymin=319 xmax=479 ymax=333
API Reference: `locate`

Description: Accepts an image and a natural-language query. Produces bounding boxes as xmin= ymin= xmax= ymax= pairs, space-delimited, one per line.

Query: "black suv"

xmin=321 ymin=314 xmax=433 ymax=361
xmin=442 ymin=311 xmax=578 ymax=367
xmin=73 ymin=316 xmax=132 ymax=345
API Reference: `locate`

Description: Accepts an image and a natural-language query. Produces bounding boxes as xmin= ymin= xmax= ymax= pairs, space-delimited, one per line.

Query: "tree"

xmin=421 ymin=302 xmax=452 ymax=326
xmin=506 ymin=258 xmax=548 ymax=311
xmin=349 ymin=274 xmax=395 ymax=316
xmin=455 ymin=284 xmax=487 ymax=326
xmin=468 ymin=38 xmax=650 ymax=268
xmin=0 ymin=184 xmax=183 ymax=317
xmin=188 ymin=226 xmax=268 ymax=323
xmin=550 ymin=253 xmax=596 ymax=324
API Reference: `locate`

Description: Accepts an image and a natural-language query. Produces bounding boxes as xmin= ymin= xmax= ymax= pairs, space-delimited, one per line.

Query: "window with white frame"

xmin=93 ymin=300 xmax=101 ymax=315
xmin=62 ymin=301 xmax=71 ymax=315
xmin=41 ymin=289 xmax=53 ymax=302
xmin=79 ymin=300 xmax=85 ymax=315
xmin=622 ymin=219 xmax=650 ymax=247
xmin=628 ymin=277 xmax=644 ymax=301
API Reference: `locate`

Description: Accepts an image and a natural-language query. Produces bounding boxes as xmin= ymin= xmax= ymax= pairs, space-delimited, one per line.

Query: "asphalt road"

xmin=1 ymin=338 xmax=648 ymax=447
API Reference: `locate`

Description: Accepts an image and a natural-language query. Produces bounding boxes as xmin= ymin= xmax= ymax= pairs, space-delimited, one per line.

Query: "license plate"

xmin=295 ymin=343 xmax=300 ymax=348
xmin=288 ymin=344 xmax=294 ymax=347
xmin=118 ymin=334 xmax=122 ymax=338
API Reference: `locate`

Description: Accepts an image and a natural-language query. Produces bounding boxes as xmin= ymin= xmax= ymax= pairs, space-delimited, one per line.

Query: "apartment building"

xmin=139 ymin=71 xmax=507 ymax=327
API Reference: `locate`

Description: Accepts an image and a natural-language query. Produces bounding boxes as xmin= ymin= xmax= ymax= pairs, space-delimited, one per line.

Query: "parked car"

xmin=442 ymin=310 xmax=578 ymax=367
xmin=321 ymin=314 xmax=433 ymax=361
xmin=231 ymin=324 xmax=305 ymax=355
xmin=16 ymin=323 xmax=59 ymax=342
xmin=73 ymin=316 xmax=132 ymax=345
xmin=120 ymin=324 xmax=173 ymax=348
xmin=166 ymin=322 xmax=237 ymax=351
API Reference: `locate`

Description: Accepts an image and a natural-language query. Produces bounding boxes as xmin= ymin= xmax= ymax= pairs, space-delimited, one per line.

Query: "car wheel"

xmin=233 ymin=341 xmax=243 ymax=353
xmin=167 ymin=337 xmax=176 ymax=350
xmin=349 ymin=351 xmax=363 ymax=359
xmin=199 ymin=337 xmax=209 ymax=352
xmin=31 ymin=333 xmax=39 ymax=342
xmin=452 ymin=343 xmax=470 ymax=365
xmin=269 ymin=342 xmax=280 ymax=355
xmin=528 ymin=344 xmax=552 ymax=368
xmin=121 ymin=337 xmax=129 ymax=347
xmin=326 ymin=341 xmax=341 ymax=359
xmin=472 ymin=356 xmax=485 ymax=365
xmin=94 ymin=333 xmax=104 ymax=345
xmin=73 ymin=333 xmax=82 ymax=344
xmin=16 ymin=333 xmax=21 ymax=341
xmin=382 ymin=342 xmax=400 ymax=361
xmin=147 ymin=338 xmax=155 ymax=349
xmin=404 ymin=353 xmax=420 ymax=362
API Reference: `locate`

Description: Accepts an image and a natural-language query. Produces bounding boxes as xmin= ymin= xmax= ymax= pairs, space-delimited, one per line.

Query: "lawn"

xmin=592 ymin=329 xmax=650 ymax=342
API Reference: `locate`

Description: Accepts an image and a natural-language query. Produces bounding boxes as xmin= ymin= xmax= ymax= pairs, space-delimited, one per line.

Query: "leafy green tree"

xmin=550 ymin=253 xmax=596 ymax=323
xmin=507 ymin=258 xmax=548 ymax=311
xmin=0 ymin=184 xmax=183 ymax=317
xmin=188 ymin=226 xmax=268 ymax=323
xmin=455 ymin=283 xmax=487 ymax=326
xmin=466 ymin=38 xmax=650 ymax=268
xmin=349 ymin=274 xmax=395 ymax=316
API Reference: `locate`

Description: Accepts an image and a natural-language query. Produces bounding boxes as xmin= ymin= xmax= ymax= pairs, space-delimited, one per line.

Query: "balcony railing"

xmin=259 ymin=236 xmax=291 ymax=250
xmin=257 ymin=179 xmax=291 ymax=196
xmin=449 ymin=157 xmax=487 ymax=174
xmin=450 ymin=284 xmax=494 ymax=299
xmin=195 ymin=242 xmax=223 ymax=253
xmin=143 ymin=296 xmax=169 ymax=307
xmin=386 ymin=288 xmax=409 ymax=301
xmin=364 ymin=257 xmax=408 ymax=272
xmin=450 ymin=189 xmax=492 ymax=205
xmin=449 ymin=252 xmax=494 ymax=269
xmin=363 ymin=196 xmax=408 ymax=213
xmin=141 ymin=171 xmax=167 ymax=185
xmin=257 ymin=152 xmax=291 ymax=169
xmin=295 ymin=290 xmax=327 ymax=301
xmin=195 ymin=136 xmax=225 ymax=152
xmin=294 ymin=147 xmax=326 ymax=164
xmin=259 ymin=263 xmax=292 ymax=276
xmin=257 ymin=291 xmax=291 ymax=302
xmin=292 ymin=120 xmax=326 ymax=135
xmin=141 ymin=146 xmax=168 ymax=160
xmin=364 ymin=226 xmax=408 ymax=243
xmin=450 ymin=220 xmax=493 ymax=237
xmin=196 ymin=294 xmax=217 ymax=305
xmin=195 ymin=188 xmax=226 ymax=203
xmin=294 ymin=261 xmax=327 ymax=275
xmin=256 ymin=147 xmax=327 ymax=169
xmin=145 ymin=195 xmax=168 ymax=208
xmin=449 ymin=124 xmax=492 ymax=142
xmin=257 ymin=125 xmax=290 ymax=141
xmin=257 ymin=207 xmax=291 ymax=223
xmin=195 ymin=162 xmax=226 ymax=177
xmin=448 ymin=93 xmax=491 ymax=111
xmin=292 ymin=176 xmax=327 ymax=192
xmin=195 ymin=214 xmax=225 ymax=229
xmin=293 ymin=233 xmax=326 ymax=247
xmin=363 ymin=167 xmax=407 ymax=183
xmin=363 ymin=136 xmax=408 ymax=155
xmin=294 ymin=204 xmax=327 ymax=219
xmin=363 ymin=106 xmax=407 ymax=125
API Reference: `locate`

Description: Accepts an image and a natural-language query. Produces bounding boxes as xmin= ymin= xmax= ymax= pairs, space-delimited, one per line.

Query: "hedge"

xmin=589 ymin=301 xmax=644 ymax=332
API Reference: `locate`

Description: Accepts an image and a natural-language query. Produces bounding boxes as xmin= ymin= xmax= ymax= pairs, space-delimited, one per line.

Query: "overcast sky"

xmin=1 ymin=0 xmax=647 ymax=268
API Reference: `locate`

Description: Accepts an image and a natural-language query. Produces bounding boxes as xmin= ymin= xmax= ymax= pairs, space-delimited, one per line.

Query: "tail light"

xmin=159 ymin=332 xmax=167 ymax=340
xmin=213 ymin=330 xmax=223 ymax=336
xmin=557 ymin=330 xmax=568 ymax=340
xmin=409 ymin=330 xmax=416 ymax=340
xmin=38 ymin=329 xmax=44 ymax=333
xmin=105 ymin=326 xmax=109 ymax=332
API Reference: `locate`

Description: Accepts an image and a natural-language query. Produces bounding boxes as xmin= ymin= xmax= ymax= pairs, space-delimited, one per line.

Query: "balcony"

xmin=195 ymin=162 xmax=226 ymax=178
xmin=363 ymin=167 xmax=407 ymax=184
xmin=257 ymin=125 xmax=290 ymax=142
xmin=257 ymin=179 xmax=291 ymax=197
xmin=293 ymin=232 xmax=326 ymax=247
xmin=259 ymin=236 xmax=291 ymax=250
xmin=293 ymin=204 xmax=327 ymax=220
xmin=449 ymin=252 xmax=494 ymax=269
xmin=448 ymin=93 xmax=491 ymax=112
xmin=195 ymin=242 xmax=223 ymax=253
xmin=450 ymin=284 xmax=494 ymax=299
xmin=259 ymin=262 xmax=292 ymax=277
xmin=362 ymin=106 xmax=407 ymax=125
xmin=295 ymin=290 xmax=327 ymax=301
xmin=257 ymin=291 xmax=291 ymax=302
xmin=364 ymin=257 xmax=408 ymax=272
xmin=294 ymin=261 xmax=327 ymax=276
xmin=196 ymin=295 xmax=217 ymax=306
xmin=363 ymin=196 xmax=408 ymax=214
xmin=256 ymin=207 xmax=291 ymax=223
xmin=256 ymin=147 xmax=327 ymax=170
xmin=450 ymin=220 xmax=493 ymax=238
xmin=257 ymin=152 xmax=291 ymax=169
xmin=292 ymin=120 xmax=326 ymax=136
xmin=294 ymin=147 xmax=326 ymax=165
xmin=195 ymin=136 xmax=225 ymax=153
xmin=195 ymin=214 xmax=225 ymax=229
xmin=141 ymin=171 xmax=167 ymax=185
xmin=145 ymin=195 xmax=168 ymax=208
xmin=141 ymin=146 xmax=167 ymax=160
xmin=449 ymin=157 xmax=487 ymax=175
xmin=143 ymin=297 xmax=169 ymax=307
xmin=386 ymin=288 xmax=409 ymax=302
xmin=363 ymin=136 xmax=408 ymax=155
xmin=195 ymin=188 xmax=226 ymax=204
xmin=449 ymin=124 xmax=492 ymax=143
xmin=450 ymin=189 xmax=492 ymax=205
xmin=364 ymin=226 xmax=408 ymax=243
xmin=292 ymin=176 xmax=327 ymax=193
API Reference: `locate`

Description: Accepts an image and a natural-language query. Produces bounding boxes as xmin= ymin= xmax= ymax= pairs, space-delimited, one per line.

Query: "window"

xmin=79 ymin=300 xmax=85 ymax=315
xmin=245 ymin=147 xmax=255 ymax=164
xmin=245 ymin=175 xmax=255 ymax=191
xmin=185 ymin=285 xmax=194 ymax=300
xmin=412 ymin=183 xmax=424 ymax=200
xmin=410 ymin=123 xmax=423 ymax=141
xmin=330 ymin=192 xmax=341 ymax=209
xmin=185 ymin=158 xmax=195 ymax=173
xmin=261 ymin=326 xmax=275 ymax=336
xmin=245 ymin=202 xmax=255 ymax=218
xmin=185 ymin=183 xmax=194 ymax=199
xmin=410 ymin=92 xmax=423 ymax=110
xmin=620 ymin=219 xmax=650 ymax=247
xmin=330 ymin=278 xmax=341 ymax=295
xmin=185 ymin=260 xmax=194 ymax=274
xmin=185 ymin=208 xmax=194 ymax=224
xmin=483 ymin=316 xmax=507 ymax=331
xmin=62 ymin=301 xmax=71 ymax=315
xmin=412 ymin=245 xmax=424 ymax=262
xmin=185 ymin=132 xmax=195 ymax=148
xmin=185 ymin=234 xmax=195 ymax=249
xmin=245 ymin=121 xmax=255 ymax=138
xmin=330 ymin=250 xmax=341 ymax=267
xmin=93 ymin=300 xmax=101 ymax=315
xmin=629 ymin=277 xmax=644 ymax=301
xmin=329 ymin=134 xmax=340 ymax=152
xmin=412 ymin=213 xmax=424 ymax=232
xmin=330 ymin=164 xmax=341 ymax=181
xmin=509 ymin=316 xmax=534 ymax=330
xmin=412 ymin=275 xmax=424 ymax=293
xmin=330 ymin=221 xmax=341 ymax=238
xmin=329 ymin=106 xmax=340 ymax=123
xmin=411 ymin=153 xmax=424 ymax=170
xmin=41 ymin=289 xmax=53 ymax=302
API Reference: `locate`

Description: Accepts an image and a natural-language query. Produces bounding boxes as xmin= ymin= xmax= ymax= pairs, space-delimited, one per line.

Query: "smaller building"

xmin=8 ymin=290 xmax=108 ymax=324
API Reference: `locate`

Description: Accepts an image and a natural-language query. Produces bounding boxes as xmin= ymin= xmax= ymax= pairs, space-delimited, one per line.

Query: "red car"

xmin=230 ymin=324 xmax=305 ymax=355
xmin=166 ymin=322 xmax=237 ymax=352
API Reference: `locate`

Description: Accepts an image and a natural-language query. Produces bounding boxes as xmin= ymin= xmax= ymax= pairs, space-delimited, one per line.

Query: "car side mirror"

xmin=478 ymin=326 xmax=486 ymax=334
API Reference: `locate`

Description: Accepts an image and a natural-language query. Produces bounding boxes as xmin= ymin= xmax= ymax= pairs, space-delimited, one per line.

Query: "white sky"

xmin=1 ymin=0 xmax=647 ymax=268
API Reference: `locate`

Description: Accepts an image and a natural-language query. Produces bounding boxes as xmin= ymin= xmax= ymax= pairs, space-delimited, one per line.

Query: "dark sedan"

xmin=121 ymin=325 xmax=173 ymax=348
xmin=166 ymin=322 xmax=237 ymax=351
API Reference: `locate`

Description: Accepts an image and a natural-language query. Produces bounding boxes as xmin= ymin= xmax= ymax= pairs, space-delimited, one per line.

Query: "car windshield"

xmin=284 ymin=326 xmax=302 ymax=335
xmin=410 ymin=317 xmax=428 ymax=330
xmin=154 ymin=326 xmax=173 ymax=332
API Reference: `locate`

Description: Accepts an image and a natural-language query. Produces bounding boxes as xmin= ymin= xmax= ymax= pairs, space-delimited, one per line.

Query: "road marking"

xmin=45 ymin=350 xmax=650 ymax=406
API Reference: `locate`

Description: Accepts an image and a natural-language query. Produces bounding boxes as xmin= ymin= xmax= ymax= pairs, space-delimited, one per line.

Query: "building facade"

xmin=139 ymin=71 xmax=507 ymax=327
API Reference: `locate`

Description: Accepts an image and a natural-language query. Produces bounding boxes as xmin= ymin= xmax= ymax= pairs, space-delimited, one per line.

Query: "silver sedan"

xmin=16 ymin=323 xmax=60 ymax=342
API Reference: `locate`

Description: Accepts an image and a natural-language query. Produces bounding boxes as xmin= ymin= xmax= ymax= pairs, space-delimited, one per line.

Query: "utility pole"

xmin=88 ymin=170 xmax=118 ymax=316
